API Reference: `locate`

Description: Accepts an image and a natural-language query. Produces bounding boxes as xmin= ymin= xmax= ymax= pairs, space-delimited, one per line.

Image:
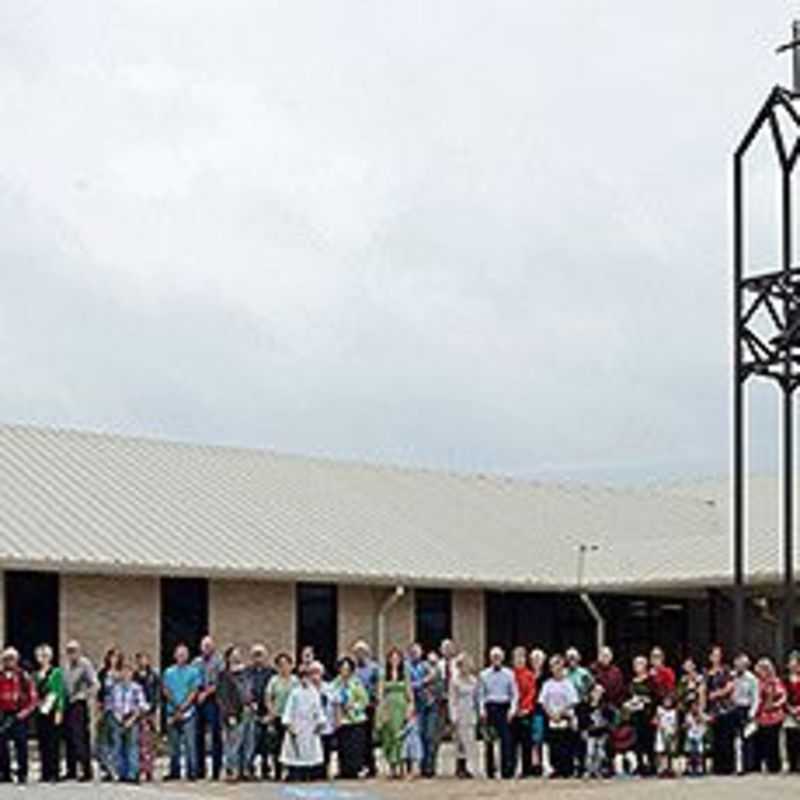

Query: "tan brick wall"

xmin=384 ymin=588 xmax=415 ymax=652
xmin=60 ymin=575 xmax=159 ymax=666
xmin=209 ymin=580 xmax=295 ymax=657
xmin=453 ymin=589 xmax=485 ymax=663
xmin=338 ymin=585 xmax=378 ymax=655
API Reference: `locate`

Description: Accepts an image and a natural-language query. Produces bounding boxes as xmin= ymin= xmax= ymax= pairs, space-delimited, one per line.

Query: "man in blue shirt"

xmin=162 ymin=644 xmax=201 ymax=781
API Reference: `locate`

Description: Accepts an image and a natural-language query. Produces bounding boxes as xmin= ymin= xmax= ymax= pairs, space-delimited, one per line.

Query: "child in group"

xmin=109 ymin=661 xmax=148 ymax=784
xmin=654 ymin=694 xmax=679 ymax=778
xmin=584 ymin=684 xmax=616 ymax=779
xmin=610 ymin=718 xmax=636 ymax=778
xmin=683 ymin=699 xmax=708 ymax=777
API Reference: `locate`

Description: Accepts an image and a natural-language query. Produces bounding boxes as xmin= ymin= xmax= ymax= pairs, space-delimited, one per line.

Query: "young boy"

xmin=110 ymin=661 xmax=148 ymax=783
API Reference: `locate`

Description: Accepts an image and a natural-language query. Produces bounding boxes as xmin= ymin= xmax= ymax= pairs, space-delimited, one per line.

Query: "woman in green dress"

xmin=377 ymin=647 xmax=413 ymax=778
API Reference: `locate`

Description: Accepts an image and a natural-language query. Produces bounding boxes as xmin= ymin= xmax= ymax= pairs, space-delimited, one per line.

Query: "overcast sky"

xmin=0 ymin=1 xmax=796 ymax=484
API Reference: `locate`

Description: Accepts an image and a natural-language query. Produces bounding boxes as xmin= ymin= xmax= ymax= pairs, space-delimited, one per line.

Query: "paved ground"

xmin=11 ymin=776 xmax=800 ymax=799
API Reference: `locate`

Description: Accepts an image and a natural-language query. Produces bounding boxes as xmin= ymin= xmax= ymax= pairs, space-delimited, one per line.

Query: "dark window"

xmin=5 ymin=571 xmax=59 ymax=670
xmin=297 ymin=584 xmax=338 ymax=673
xmin=415 ymin=589 xmax=452 ymax=653
xmin=486 ymin=591 xmax=594 ymax=661
xmin=605 ymin=596 xmax=689 ymax=671
xmin=160 ymin=578 xmax=208 ymax=668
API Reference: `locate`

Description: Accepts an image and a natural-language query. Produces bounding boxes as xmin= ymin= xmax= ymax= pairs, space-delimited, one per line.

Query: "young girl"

xmin=654 ymin=694 xmax=679 ymax=777
xmin=683 ymin=699 xmax=708 ymax=777
xmin=584 ymin=684 xmax=615 ymax=779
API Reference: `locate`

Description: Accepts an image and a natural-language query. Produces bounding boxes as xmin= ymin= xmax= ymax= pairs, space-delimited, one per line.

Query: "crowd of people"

xmin=1 ymin=634 xmax=800 ymax=786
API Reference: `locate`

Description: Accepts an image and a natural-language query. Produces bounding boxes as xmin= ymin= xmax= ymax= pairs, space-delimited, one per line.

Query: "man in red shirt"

xmin=649 ymin=647 xmax=676 ymax=702
xmin=511 ymin=646 xmax=537 ymax=778
xmin=0 ymin=647 xmax=37 ymax=784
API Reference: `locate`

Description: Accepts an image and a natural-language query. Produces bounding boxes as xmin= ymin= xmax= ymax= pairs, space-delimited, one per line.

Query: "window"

xmin=605 ymin=596 xmax=688 ymax=670
xmin=160 ymin=578 xmax=208 ymax=668
xmin=5 ymin=571 xmax=59 ymax=669
xmin=296 ymin=584 xmax=338 ymax=673
xmin=415 ymin=589 xmax=452 ymax=653
xmin=486 ymin=591 xmax=594 ymax=660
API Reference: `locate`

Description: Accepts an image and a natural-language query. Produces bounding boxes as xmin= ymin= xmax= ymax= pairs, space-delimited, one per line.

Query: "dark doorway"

xmin=5 ymin=571 xmax=60 ymax=670
xmin=296 ymin=584 xmax=338 ymax=673
xmin=415 ymin=589 xmax=452 ymax=653
xmin=160 ymin=578 xmax=208 ymax=669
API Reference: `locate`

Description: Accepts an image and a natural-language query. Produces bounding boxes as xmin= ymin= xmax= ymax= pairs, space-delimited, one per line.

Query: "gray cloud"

xmin=0 ymin=0 xmax=793 ymax=483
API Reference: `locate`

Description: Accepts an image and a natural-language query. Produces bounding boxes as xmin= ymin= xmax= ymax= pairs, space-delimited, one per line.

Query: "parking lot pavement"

xmin=12 ymin=775 xmax=800 ymax=800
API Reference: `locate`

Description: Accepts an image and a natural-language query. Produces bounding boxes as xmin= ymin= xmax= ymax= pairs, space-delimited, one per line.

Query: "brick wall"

xmin=384 ymin=588 xmax=415 ymax=651
xmin=453 ymin=589 xmax=485 ymax=663
xmin=60 ymin=575 xmax=160 ymax=666
xmin=209 ymin=579 xmax=295 ymax=657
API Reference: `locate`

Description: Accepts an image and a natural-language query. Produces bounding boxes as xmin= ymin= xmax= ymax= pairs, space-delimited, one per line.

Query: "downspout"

xmin=580 ymin=592 xmax=606 ymax=655
xmin=377 ymin=586 xmax=405 ymax=657
xmin=577 ymin=543 xmax=605 ymax=655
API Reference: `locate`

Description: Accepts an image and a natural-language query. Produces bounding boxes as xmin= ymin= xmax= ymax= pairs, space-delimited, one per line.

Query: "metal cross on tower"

xmin=776 ymin=20 xmax=800 ymax=95
xmin=732 ymin=22 xmax=800 ymax=656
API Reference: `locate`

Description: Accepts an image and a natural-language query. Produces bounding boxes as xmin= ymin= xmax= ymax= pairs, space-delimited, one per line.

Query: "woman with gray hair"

xmin=34 ymin=644 xmax=65 ymax=783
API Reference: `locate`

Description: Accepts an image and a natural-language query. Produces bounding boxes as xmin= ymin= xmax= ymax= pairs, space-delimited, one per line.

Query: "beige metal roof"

xmin=0 ymin=424 xmax=778 ymax=592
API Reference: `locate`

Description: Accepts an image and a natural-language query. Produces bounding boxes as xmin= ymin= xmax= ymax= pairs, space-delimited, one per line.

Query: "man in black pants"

xmin=193 ymin=636 xmax=224 ymax=780
xmin=62 ymin=640 xmax=97 ymax=782
xmin=0 ymin=648 xmax=37 ymax=784
xmin=479 ymin=646 xmax=519 ymax=779
xmin=245 ymin=644 xmax=275 ymax=780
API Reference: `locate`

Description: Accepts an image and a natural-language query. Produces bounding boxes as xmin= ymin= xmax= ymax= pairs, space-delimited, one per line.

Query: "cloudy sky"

xmin=0 ymin=1 xmax=795 ymax=483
